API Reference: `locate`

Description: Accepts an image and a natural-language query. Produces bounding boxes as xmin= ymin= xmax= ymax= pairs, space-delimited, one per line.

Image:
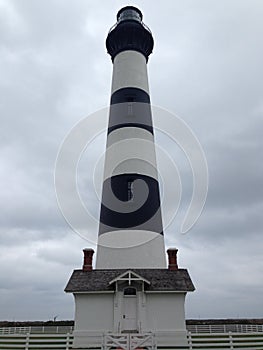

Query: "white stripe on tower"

xmin=96 ymin=6 xmax=166 ymax=269
xmin=111 ymin=50 xmax=149 ymax=94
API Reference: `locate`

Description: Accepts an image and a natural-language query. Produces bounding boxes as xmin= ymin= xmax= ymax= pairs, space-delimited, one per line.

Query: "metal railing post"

xmin=65 ymin=332 xmax=71 ymax=350
xmin=229 ymin=331 xmax=234 ymax=350
xmin=188 ymin=331 xmax=193 ymax=350
xmin=25 ymin=332 xmax=30 ymax=350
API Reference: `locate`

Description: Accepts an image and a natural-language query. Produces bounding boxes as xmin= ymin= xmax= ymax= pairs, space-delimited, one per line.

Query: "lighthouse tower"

xmin=96 ymin=6 xmax=166 ymax=269
xmin=65 ymin=7 xmax=194 ymax=349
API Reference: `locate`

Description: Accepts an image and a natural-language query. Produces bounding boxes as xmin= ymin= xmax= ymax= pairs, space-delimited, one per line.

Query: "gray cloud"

xmin=0 ymin=0 xmax=262 ymax=321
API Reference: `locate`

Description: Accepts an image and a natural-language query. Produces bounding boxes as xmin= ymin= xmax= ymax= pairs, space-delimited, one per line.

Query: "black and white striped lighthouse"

xmin=65 ymin=9 xmax=195 ymax=346
xmin=96 ymin=6 xmax=166 ymax=269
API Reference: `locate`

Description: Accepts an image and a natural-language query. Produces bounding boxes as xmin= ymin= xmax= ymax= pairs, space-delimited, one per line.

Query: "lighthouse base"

xmin=65 ymin=268 xmax=194 ymax=349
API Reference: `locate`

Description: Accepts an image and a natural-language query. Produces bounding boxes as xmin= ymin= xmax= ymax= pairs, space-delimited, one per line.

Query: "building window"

xmin=126 ymin=97 xmax=134 ymax=115
xmin=127 ymin=180 xmax=134 ymax=201
xmin=118 ymin=9 xmax=141 ymax=23
xmin=127 ymin=102 xmax=133 ymax=115
xmin=124 ymin=287 xmax=137 ymax=296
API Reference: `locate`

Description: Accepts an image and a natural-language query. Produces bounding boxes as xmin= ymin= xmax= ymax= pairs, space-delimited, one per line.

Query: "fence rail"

xmin=188 ymin=332 xmax=263 ymax=349
xmin=0 ymin=329 xmax=263 ymax=349
xmin=0 ymin=333 xmax=73 ymax=349
xmin=0 ymin=326 xmax=74 ymax=335
xmin=1 ymin=323 xmax=263 ymax=335
xmin=186 ymin=323 xmax=263 ymax=333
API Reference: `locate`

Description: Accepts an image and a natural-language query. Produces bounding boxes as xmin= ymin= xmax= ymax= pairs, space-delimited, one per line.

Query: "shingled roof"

xmin=65 ymin=268 xmax=195 ymax=293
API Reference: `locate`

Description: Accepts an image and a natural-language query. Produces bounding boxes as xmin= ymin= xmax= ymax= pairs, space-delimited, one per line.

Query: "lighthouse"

xmin=65 ymin=6 xmax=194 ymax=349
xmin=96 ymin=6 xmax=166 ymax=269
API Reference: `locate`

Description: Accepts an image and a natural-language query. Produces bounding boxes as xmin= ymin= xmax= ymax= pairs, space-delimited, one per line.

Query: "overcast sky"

xmin=1 ymin=0 xmax=263 ymax=321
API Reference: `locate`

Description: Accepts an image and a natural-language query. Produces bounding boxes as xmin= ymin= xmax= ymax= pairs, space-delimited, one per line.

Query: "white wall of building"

xmin=73 ymin=290 xmax=188 ymax=348
xmin=145 ymin=293 xmax=186 ymax=331
xmin=144 ymin=292 xmax=188 ymax=346
xmin=74 ymin=293 xmax=114 ymax=331
xmin=73 ymin=293 xmax=114 ymax=348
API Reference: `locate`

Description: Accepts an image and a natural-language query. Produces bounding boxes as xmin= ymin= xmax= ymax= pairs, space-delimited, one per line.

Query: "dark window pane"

xmin=124 ymin=287 xmax=137 ymax=295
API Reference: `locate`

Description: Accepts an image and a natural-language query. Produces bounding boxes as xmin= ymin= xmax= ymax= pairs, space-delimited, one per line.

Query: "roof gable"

xmin=109 ymin=270 xmax=150 ymax=285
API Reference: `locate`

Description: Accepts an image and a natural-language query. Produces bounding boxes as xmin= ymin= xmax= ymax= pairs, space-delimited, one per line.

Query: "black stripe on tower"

xmin=108 ymin=88 xmax=153 ymax=135
xmin=99 ymin=173 xmax=163 ymax=235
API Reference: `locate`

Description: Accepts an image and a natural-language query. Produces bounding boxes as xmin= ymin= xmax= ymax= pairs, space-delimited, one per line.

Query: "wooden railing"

xmin=1 ymin=323 xmax=263 ymax=335
xmin=187 ymin=332 xmax=263 ymax=349
xmin=0 ymin=333 xmax=73 ymax=349
xmin=0 ymin=325 xmax=74 ymax=334
xmin=186 ymin=323 xmax=263 ymax=333
xmin=0 ymin=329 xmax=263 ymax=349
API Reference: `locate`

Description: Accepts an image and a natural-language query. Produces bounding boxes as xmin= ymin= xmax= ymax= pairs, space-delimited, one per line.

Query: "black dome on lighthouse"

xmin=106 ymin=6 xmax=154 ymax=61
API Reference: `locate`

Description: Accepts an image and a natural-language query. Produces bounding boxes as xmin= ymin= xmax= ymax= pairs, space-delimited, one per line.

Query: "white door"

xmin=122 ymin=288 xmax=137 ymax=331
